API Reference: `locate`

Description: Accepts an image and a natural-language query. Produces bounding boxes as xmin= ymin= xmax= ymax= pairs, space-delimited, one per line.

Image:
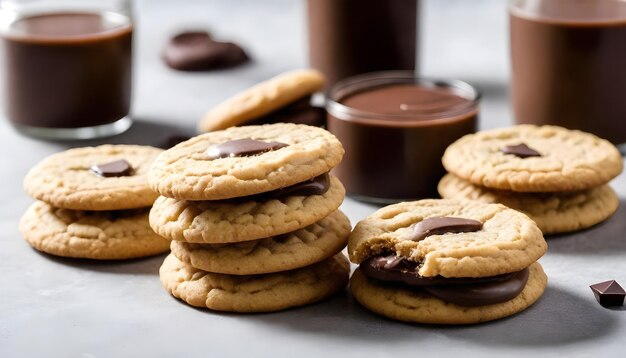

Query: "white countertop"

xmin=2 ymin=1 xmax=625 ymax=357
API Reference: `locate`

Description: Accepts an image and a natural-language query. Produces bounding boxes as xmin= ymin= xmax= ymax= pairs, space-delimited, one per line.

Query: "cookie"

xmin=149 ymin=123 xmax=344 ymax=200
xmin=348 ymin=199 xmax=546 ymax=278
xmin=438 ymin=174 xmax=619 ymax=234
xmin=159 ymin=252 xmax=349 ymax=312
xmin=442 ymin=125 xmax=623 ymax=192
xmin=350 ymin=262 xmax=547 ymax=325
xmin=170 ymin=210 xmax=350 ymax=275
xmin=150 ymin=175 xmax=345 ymax=243
xmin=24 ymin=145 xmax=163 ymax=211
xmin=19 ymin=201 xmax=170 ymax=260
xmin=198 ymin=69 xmax=325 ymax=132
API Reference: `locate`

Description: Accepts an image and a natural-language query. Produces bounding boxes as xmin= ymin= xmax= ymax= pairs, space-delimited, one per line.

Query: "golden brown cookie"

xmin=149 ymin=123 xmax=344 ymax=201
xmin=438 ymin=174 xmax=619 ymax=234
xmin=350 ymin=262 xmax=547 ymax=325
xmin=198 ymin=69 xmax=325 ymax=132
xmin=170 ymin=210 xmax=350 ymax=275
xmin=159 ymin=252 xmax=349 ymax=312
xmin=150 ymin=175 xmax=345 ymax=243
xmin=24 ymin=145 xmax=163 ymax=211
xmin=19 ymin=201 xmax=170 ymax=260
xmin=348 ymin=199 xmax=547 ymax=278
xmin=442 ymin=125 xmax=623 ymax=192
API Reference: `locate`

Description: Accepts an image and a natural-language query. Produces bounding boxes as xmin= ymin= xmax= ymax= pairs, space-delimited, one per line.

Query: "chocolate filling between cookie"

xmin=360 ymin=254 xmax=530 ymax=307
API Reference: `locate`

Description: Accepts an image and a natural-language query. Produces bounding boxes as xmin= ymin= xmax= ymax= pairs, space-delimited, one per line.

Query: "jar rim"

xmin=326 ymin=71 xmax=481 ymax=126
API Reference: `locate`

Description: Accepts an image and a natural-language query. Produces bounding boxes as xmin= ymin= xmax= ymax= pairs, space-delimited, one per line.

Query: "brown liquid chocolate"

xmin=328 ymin=84 xmax=477 ymax=201
xmin=510 ymin=0 xmax=626 ymax=144
xmin=3 ymin=12 xmax=132 ymax=128
xmin=307 ymin=0 xmax=417 ymax=87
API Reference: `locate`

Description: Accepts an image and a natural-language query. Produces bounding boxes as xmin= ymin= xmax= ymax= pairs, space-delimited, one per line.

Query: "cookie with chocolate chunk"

xmin=149 ymin=175 xmax=345 ymax=243
xmin=24 ymin=145 xmax=163 ymax=211
xmin=159 ymin=252 xmax=349 ymax=312
xmin=442 ymin=125 xmax=623 ymax=192
xmin=198 ymin=69 xmax=325 ymax=132
xmin=170 ymin=210 xmax=350 ymax=274
xmin=148 ymin=123 xmax=344 ymax=201
xmin=348 ymin=199 xmax=547 ymax=324
xmin=19 ymin=201 xmax=170 ymax=260
xmin=438 ymin=173 xmax=619 ymax=234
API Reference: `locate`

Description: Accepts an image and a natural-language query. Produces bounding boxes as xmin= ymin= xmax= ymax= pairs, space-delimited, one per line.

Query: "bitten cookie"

xmin=438 ymin=174 xmax=619 ymax=234
xmin=24 ymin=145 xmax=163 ymax=210
xmin=19 ymin=201 xmax=170 ymax=260
xmin=150 ymin=175 xmax=345 ymax=243
xmin=198 ymin=69 xmax=325 ymax=132
xmin=149 ymin=123 xmax=344 ymax=200
xmin=350 ymin=262 xmax=547 ymax=325
xmin=170 ymin=210 xmax=350 ymax=275
xmin=348 ymin=199 xmax=547 ymax=324
xmin=159 ymin=252 xmax=349 ymax=312
xmin=442 ymin=125 xmax=623 ymax=192
xmin=349 ymin=199 xmax=546 ymax=277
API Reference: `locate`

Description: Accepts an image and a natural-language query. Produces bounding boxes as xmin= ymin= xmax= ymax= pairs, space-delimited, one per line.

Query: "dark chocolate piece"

xmin=163 ymin=31 xmax=249 ymax=71
xmin=207 ymin=138 xmax=288 ymax=159
xmin=253 ymin=173 xmax=330 ymax=200
xmin=408 ymin=216 xmax=483 ymax=242
xmin=361 ymin=254 xmax=529 ymax=307
xmin=590 ymin=280 xmax=626 ymax=307
xmin=501 ymin=143 xmax=541 ymax=158
xmin=90 ymin=159 xmax=133 ymax=177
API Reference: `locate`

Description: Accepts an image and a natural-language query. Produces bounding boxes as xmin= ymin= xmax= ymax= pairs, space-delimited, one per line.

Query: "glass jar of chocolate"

xmin=0 ymin=0 xmax=133 ymax=139
xmin=510 ymin=0 xmax=626 ymax=149
xmin=327 ymin=71 xmax=479 ymax=203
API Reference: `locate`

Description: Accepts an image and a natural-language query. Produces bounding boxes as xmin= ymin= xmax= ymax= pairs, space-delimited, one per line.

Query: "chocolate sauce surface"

xmin=341 ymin=85 xmax=472 ymax=118
xmin=207 ymin=138 xmax=288 ymax=159
xmin=511 ymin=0 xmax=626 ymax=144
xmin=361 ymin=254 xmax=529 ymax=306
xmin=3 ymin=12 xmax=132 ymax=128
xmin=407 ymin=217 xmax=483 ymax=242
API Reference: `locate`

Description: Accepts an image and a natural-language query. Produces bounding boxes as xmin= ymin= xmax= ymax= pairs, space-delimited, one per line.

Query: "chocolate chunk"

xmin=163 ymin=31 xmax=249 ymax=71
xmin=590 ymin=280 xmax=626 ymax=307
xmin=408 ymin=216 xmax=483 ymax=242
xmin=240 ymin=173 xmax=331 ymax=201
xmin=90 ymin=159 xmax=133 ymax=177
xmin=207 ymin=138 xmax=288 ymax=159
xmin=501 ymin=143 xmax=541 ymax=158
xmin=360 ymin=254 xmax=530 ymax=307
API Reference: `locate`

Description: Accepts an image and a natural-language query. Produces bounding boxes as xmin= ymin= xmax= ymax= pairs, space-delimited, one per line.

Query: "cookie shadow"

xmin=437 ymin=286 xmax=617 ymax=347
xmin=546 ymin=198 xmax=626 ymax=255
xmin=33 ymin=249 xmax=167 ymax=275
xmin=42 ymin=117 xmax=197 ymax=149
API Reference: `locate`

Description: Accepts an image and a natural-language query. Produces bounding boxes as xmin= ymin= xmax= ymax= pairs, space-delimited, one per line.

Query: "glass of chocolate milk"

xmin=0 ymin=0 xmax=133 ymax=139
xmin=510 ymin=0 xmax=626 ymax=148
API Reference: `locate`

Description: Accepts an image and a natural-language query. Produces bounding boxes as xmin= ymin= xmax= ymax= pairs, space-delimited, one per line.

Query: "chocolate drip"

xmin=500 ymin=143 xmax=541 ymax=158
xmin=207 ymin=138 xmax=288 ymax=159
xmin=90 ymin=159 xmax=133 ymax=177
xmin=249 ymin=173 xmax=330 ymax=200
xmin=408 ymin=216 xmax=483 ymax=242
xmin=361 ymin=254 xmax=529 ymax=307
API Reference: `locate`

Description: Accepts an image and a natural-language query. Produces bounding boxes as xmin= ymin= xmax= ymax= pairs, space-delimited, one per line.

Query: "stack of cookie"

xmin=348 ymin=199 xmax=548 ymax=324
xmin=439 ymin=125 xmax=623 ymax=234
xmin=198 ymin=69 xmax=326 ymax=132
xmin=149 ymin=123 xmax=351 ymax=312
xmin=20 ymin=145 xmax=170 ymax=260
